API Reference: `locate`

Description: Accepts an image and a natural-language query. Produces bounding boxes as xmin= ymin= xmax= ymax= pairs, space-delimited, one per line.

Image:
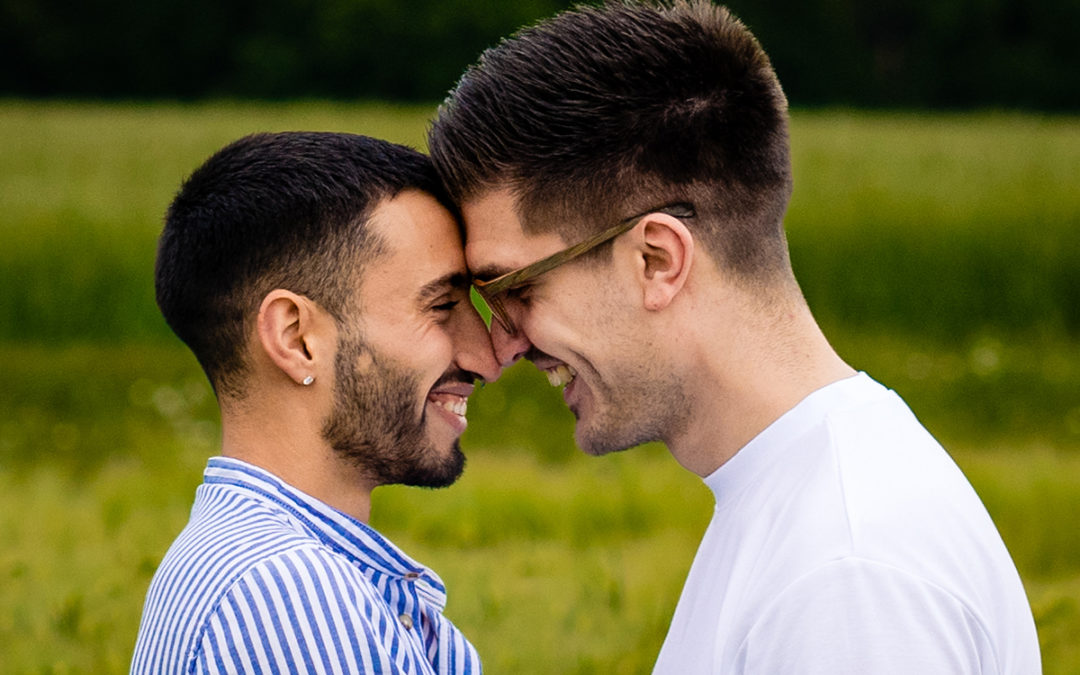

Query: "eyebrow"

xmin=416 ymin=271 xmax=471 ymax=304
xmin=469 ymin=265 xmax=514 ymax=283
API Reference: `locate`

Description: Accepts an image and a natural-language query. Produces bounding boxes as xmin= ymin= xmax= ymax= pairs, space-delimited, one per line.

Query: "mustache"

xmin=524 ymin=347 xmax=553 ymax=363
xmin=432 ymin=367 xmax=482 ymax=389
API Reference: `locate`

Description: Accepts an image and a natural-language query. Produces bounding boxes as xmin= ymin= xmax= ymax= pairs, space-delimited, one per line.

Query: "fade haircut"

xmin=156 ymin=131 xmax=451 ymax=399
xmin=429 ymin=0 xmax=795 ymax=283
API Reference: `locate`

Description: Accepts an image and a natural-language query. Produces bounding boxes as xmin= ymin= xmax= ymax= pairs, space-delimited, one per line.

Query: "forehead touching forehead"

xmin=461 ymin=187 xmax=569 ymax=280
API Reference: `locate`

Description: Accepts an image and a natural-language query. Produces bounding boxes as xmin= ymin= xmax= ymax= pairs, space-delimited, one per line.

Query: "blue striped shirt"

xmin=131 ymin=457 xmax=481 ymax=674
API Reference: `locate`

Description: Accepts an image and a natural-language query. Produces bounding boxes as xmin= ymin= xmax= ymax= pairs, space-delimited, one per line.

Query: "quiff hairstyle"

xmin=156 ymin=131 xmax=451 ymax=399
xmin=429 ymin=0 xmax=795 ymax=282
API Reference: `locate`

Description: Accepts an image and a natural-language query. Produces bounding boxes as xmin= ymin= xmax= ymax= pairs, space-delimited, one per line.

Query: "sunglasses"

xmin=472 ymin=202 xmax=695 ymax=334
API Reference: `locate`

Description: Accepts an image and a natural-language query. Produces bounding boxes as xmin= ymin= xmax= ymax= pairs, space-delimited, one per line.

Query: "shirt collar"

xmin=202 ymin=456 xmax=448 ymax=609
xmin=703 ymin=372 xmax=891 ymax=503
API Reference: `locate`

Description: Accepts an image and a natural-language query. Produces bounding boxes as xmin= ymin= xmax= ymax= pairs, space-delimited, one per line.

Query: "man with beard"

xmin=132 ymin=132 xmax=498 ymax=674
xmin=427 ymin=1 xmax=1040 ymax=673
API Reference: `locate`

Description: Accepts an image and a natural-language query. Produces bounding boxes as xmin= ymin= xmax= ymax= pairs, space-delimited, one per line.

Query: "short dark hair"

xmin=429 ymin=0 xmax=794 ymax=282
xmin=156 ymin=131 xmax=450 ymax=398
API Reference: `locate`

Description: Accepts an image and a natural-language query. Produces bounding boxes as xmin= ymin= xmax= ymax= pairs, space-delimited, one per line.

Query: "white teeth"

xmin=545 ymin=365 xmax=577 ymax=387
xmin=435 ymin=398 xmax=467 ymax=416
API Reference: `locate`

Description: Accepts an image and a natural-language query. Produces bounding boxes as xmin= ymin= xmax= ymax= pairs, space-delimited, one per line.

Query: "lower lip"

xmin=428 ymin=399 xmax=467 ymax=434
xmin=562 ymin=377 xmax=580 ymax=414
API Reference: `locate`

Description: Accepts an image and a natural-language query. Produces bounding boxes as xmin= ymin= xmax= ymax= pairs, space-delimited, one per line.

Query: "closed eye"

xmin=504 ymin=284 xmax=533 ymax=302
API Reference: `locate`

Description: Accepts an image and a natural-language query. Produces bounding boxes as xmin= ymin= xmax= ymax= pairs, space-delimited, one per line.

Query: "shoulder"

xmin=133 ymin=497 xmax=358 ymax=674
xmin=210 ymin=544 xmax=383 ymax=613
xmin=151 ymin=491 xmax=319 ymax=599
xmin=191 ymin=546 xmax=404 ymax=674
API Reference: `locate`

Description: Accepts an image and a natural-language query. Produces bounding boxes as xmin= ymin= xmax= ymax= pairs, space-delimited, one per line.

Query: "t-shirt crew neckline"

xmin=702 ymin=372 xmax=888 ymax=507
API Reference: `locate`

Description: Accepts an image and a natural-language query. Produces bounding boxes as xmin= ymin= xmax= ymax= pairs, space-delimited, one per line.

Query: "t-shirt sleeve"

xmin=190 ymin=547 xmax=418 ymax=674
xmin=734 ymin=557 xmax=998 ymax=675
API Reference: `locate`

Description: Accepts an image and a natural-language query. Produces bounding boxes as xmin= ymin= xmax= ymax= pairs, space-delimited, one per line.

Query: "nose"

xmin=455 ymin=306 xmax=503 ymax=383
xmin=490 ymin=317 xmax=531 ymax=368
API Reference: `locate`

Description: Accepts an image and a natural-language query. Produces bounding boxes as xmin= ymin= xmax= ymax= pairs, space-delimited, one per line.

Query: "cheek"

xmin=351 ymin=348 xmax=376 ymax=376
xmin=381 ymin=324 xmax=455 ymax=376
xmin=423 ymin=328 xmax=458 ymax=372
xmin=542 ymin=283 xmax=612 ymax=330
xmin=523 ymin=298 xmax=591 ymax=351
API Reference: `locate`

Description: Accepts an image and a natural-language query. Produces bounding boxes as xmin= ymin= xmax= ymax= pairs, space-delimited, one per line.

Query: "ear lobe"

xmin=256 ymin=290 xmax=329 ymax=386
xmin=639 ymin=216 xmax=694 ymax=311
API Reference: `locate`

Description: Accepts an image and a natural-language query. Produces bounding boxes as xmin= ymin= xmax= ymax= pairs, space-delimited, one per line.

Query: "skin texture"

xmin=463 ymin=188 xmax=854 ymax=477
xmin=221 ymin=189 xmax=500 ymax=522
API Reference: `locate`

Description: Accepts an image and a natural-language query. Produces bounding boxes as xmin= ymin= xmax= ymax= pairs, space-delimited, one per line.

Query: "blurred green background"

xmin=3 ymin=0 xmax=1078 ymax=108
xmin=2 ymin=1 xmax=1079 ymax=673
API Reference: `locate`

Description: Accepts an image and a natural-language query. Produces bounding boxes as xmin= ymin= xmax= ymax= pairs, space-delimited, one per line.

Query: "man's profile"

xmin=132 ymin=131 xmax=496 ymax=673
xmin=429 ymin=1 xmax=1041 ymax=672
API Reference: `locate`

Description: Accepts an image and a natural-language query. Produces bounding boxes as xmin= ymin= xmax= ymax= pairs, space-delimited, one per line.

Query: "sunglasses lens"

xmin=470 ymin=286 xmax=495 ymax=327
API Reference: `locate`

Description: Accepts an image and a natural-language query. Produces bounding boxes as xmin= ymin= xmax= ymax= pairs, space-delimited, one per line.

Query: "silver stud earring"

xmin=302 ymin=375 xmax=315 ymax=386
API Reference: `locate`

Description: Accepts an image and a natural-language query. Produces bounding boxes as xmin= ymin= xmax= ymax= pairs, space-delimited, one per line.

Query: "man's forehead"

xmin=365 ymin=189 xmax=467 ymax=292
xmin=460 ymin=190 xmax=564 ymax=277
xmin=370 ymin=189 xmax=459 ymax=246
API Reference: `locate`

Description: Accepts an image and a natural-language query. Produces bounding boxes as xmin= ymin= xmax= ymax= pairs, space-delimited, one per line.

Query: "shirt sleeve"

xmin=734 ymin=557 xmax=998 ymax=675
xmin=191 ymin=547 xmax=426 ymax=674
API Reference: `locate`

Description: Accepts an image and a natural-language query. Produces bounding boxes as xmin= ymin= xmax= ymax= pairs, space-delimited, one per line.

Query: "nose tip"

xmin=475 ymin=343 xmax=502 ymax=384
xmin=490 ymin=320 xmax=530 ymax=368
xmin=466 ymin=317 xmax=503 ymax=385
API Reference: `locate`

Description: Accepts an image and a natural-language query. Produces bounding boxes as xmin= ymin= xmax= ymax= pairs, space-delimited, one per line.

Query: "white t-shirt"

xmin=653 ymin=373 xmax=1041 ymax=674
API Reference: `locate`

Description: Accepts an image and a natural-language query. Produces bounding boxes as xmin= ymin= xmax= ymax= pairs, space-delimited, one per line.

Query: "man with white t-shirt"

xmin=427 ymin=1 xmax=1041 ymax=672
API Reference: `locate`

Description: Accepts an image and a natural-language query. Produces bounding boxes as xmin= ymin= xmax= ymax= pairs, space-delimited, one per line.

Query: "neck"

xmin=666 ymin=285 xmax=855 ymax=477
xmin=219 ymin=392 xmax=377 ymax=523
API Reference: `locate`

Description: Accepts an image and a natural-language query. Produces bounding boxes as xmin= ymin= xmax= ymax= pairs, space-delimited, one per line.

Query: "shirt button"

xmin=404 ymin=572 xmax=420 ymax=580
xmin=399 ymin=613 xmax=414 ymax=630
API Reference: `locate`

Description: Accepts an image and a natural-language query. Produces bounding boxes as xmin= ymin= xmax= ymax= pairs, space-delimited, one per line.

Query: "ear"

xmin=634 ymin=214 xmax=694 ymax=311
xmin=256 ymin=289 xmax=334 ymax=386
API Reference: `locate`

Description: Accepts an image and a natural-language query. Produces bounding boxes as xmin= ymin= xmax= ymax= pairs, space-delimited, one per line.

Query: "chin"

xmin=575 ymin=425 xmax=630 ymax=457
xmin=575 ymin=411 xmax=657 ymax=457
xmin=400 ymin=440 xmax=466 ymax=489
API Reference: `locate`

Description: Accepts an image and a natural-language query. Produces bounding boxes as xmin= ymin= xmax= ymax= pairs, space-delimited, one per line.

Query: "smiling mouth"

xmin=426 ymin=377 xmax=475 ymax=433
xmin=544 ymin=364 xmax=577 ymax=387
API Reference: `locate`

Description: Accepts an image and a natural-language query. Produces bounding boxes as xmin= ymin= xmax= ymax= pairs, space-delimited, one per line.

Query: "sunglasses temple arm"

xmin=479 ymin=219 xmax=637 ymax=295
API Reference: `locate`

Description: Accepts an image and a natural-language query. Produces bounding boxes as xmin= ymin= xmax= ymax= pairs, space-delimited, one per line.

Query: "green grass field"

xmin=1 ymin=101 xmax=1078 ymax=673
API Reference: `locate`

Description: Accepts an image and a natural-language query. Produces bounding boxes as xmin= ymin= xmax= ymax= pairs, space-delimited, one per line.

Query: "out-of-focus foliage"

xmin=1 ymin=101 xmax=1077 ymax=674
xmin=2 ymin=100 xmax=1077 ymax=459
xmin=731 ymin=0 xmax=1080 ymax=110
xmin=0 ymin=0 xmax=574 ymax=100
xmin=2 ymin=342 xmax=1079 ymax=672
xmin=1 ymin=0 xmax=1078 ymax=108
xmin=2 ymin=102 xmax=1076 ymax=347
